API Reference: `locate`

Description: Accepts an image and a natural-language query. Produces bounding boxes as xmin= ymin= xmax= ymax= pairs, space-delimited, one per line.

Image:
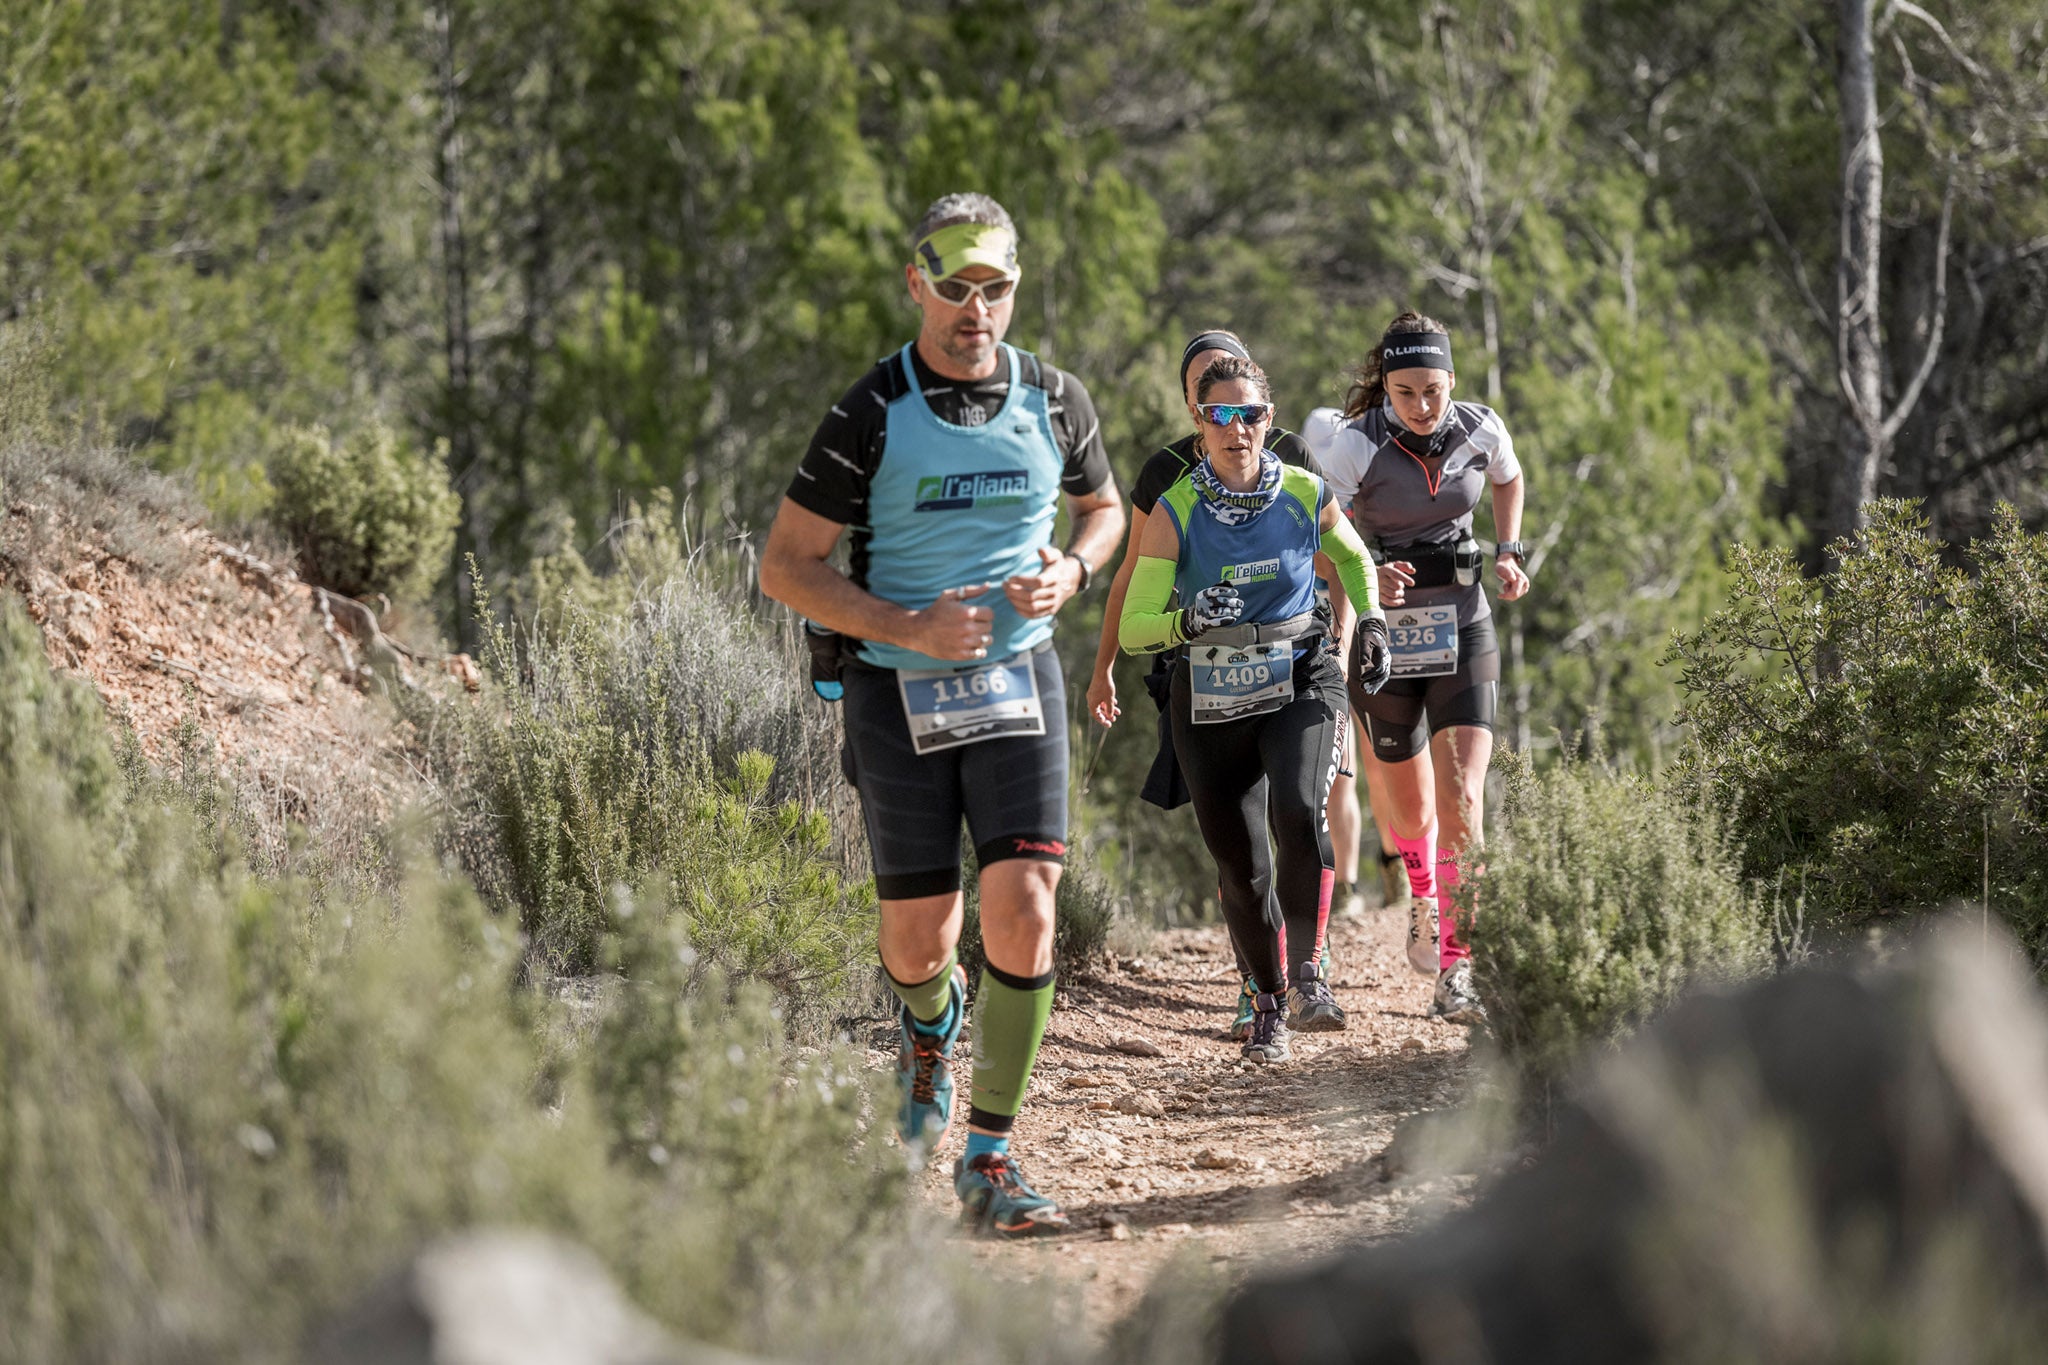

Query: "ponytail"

xmin=1342 ymin=310 xmax=1451 ymax=419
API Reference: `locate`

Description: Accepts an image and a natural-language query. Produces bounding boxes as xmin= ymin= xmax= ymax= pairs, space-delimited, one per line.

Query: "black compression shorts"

xmin=1351 ymin=614 xmax=1499 ymax=762
xmin=839 ymin=645 xmax=1069 ymax=900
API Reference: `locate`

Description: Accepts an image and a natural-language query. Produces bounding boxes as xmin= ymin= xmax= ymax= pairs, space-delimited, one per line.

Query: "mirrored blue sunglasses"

xmin=1197 ymin=402 xmax=1273 ymax=428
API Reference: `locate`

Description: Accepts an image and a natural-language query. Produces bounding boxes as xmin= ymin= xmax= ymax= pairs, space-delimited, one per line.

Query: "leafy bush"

xmin=1466 ymin=749 xmax=1774 ymax=1084
xmin=420 ymin=558 xmax=871 ymax=1026
xmin=266 ymin=420 xmax=459 ymax=602
xmin=0 ymin=599 xmax=1086 ymax=1364
xmin=432 ymin=523 xmax=1131 ymax=1023
xmin=1667 ymin=500 xmax=2048 ymax=955
xmin=501 ymin=489 xmax=692 ymax=631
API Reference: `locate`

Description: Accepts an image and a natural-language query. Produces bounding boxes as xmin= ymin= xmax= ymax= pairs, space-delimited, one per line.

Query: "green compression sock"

xmin=887 ymin=949 xmax=959 ymax=1028
xmin=967 ymin=962 xmax=1055 ymax=1127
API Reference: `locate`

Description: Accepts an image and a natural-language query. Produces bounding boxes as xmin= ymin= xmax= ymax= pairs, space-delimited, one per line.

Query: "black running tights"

xmin=1169 ymin=653 xmax=1345 ymax=996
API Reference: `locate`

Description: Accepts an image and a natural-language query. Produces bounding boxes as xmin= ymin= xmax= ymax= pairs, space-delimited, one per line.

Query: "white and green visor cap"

xmin=913 ymin=222 xmax=1020 ymax=280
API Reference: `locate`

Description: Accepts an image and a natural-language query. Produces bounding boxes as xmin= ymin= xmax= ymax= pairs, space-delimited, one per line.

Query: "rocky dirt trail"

xmin=11 ymin=494 xmax=1477 ymax=1336
xmin=890 ymin=900 xmax=1482 ymax=1332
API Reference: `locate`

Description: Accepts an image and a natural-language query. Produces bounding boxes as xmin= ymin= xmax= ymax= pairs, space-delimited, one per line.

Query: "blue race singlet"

xmin=857 ymin=344 xmax=1066 ymax=671
xmin=1156 ymin=464 xmax=1325 ymax=628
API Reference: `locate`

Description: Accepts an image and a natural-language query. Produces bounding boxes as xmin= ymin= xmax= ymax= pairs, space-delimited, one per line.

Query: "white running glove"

xmin=1183 ymin=582 xmax=1245 ymax=639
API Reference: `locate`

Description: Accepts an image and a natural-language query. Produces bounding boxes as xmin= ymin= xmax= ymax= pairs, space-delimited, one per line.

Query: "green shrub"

xmin=0 ymin=599 xmax=1084 ymax=1364
xmin=502 ymin=489 xmax=692 ymax=631
xmin=1467 ymin=749 xmax=1774 ymax=1084
xmin=1666 ymin=500 xmax=2048 ymax=955
xmin=0 ymin=319 xmax=59 ymax=448
xmin=267 ymin=420 xmax=459 ymax=602
xmin=419 ymin=564 xmax=872 ymax=1026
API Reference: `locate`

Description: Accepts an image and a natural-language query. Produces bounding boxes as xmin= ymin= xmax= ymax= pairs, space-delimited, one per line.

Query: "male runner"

xmin=759 ymin=193 xmax=1122 ymax=1236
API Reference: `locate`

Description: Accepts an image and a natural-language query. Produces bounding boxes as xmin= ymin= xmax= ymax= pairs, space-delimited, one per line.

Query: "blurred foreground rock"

xmin=310 ymin=1230 xmax=767 ymax=1365
xmin=1220 ymin=920 xmax=2048 ymax=1363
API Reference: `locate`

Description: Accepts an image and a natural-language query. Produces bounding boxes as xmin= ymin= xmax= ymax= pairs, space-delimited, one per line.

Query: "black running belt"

xmin=1378 ymin=541 xmax=1460 ymax=588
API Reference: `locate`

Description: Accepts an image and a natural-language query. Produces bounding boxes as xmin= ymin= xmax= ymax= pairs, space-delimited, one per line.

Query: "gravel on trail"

xmin=878 ymin=900 xmax=1484 ymax=1333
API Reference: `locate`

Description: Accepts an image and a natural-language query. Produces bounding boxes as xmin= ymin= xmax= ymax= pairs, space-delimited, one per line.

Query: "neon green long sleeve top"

xmin=1118 ymin=498 xmax=1381 ymax=653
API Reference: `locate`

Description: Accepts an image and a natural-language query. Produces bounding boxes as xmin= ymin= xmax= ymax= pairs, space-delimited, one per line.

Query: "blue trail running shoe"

xmin=1229 ymin=975 xmax=1258 ymax=1041
xmin=954 ymin=1152 xmax=1071 ymax=1237
xmin=896 ymin=965 xmax=968 ymax=1154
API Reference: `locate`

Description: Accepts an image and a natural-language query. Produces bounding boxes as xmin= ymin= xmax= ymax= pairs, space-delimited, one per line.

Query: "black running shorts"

xmin=1351 ymin=615 xmax=1500 ymax=762
xmin=839 ymin=645 xmax=1070 ymax=900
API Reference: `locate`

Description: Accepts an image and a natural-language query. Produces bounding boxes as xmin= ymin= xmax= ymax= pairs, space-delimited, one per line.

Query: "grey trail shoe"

xmin=1431 ymin=960 xmax=1486 ymax=1025
xmin=1289 ymin=959 xmax=1348 ymax=1032
xmin=1242 ymin=991 xmax=1292 ymax=1063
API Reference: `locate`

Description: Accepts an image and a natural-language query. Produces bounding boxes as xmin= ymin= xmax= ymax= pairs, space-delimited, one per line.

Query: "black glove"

xmin=1182 ymin=582 xmax=1245 ymax=639
xmin=1352 ymin=615 xmax=1393 ymax=695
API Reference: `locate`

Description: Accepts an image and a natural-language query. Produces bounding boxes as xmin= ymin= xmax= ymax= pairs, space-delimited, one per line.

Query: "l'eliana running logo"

xmin=914 ymin=470 xmax=1029 ymax=511
xmin=1220 ymin=558 xmax=1281 ymax=584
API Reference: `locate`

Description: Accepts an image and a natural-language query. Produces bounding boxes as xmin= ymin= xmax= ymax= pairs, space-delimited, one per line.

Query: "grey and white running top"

xmin=1304 ymin=401 xmax=1520 ymax=627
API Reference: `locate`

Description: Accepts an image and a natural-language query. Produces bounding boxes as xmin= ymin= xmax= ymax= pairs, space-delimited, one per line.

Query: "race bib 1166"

xmin=897 ymin=655 xmax=1045 ymax=754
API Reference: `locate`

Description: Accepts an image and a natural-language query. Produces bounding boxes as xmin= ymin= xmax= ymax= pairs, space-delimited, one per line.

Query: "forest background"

xmin=5 ymin=3 xmax=2048 ymax=1359
xmin=5 ymin=0 xmax=2045 ymax=896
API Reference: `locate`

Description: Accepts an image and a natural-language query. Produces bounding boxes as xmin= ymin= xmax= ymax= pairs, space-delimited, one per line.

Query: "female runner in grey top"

xmin=1305 ymin=310 xmax=1529 ymax=1024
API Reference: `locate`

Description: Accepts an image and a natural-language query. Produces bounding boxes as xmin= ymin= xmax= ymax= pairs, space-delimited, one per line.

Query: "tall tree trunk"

xmin=1827 ymin=0 xmax=1954 ymax=567
xmin=1830 ymin=0 xmax=1885 ymax=558
xmin=435 ymin=0 xmax=482 ymax=645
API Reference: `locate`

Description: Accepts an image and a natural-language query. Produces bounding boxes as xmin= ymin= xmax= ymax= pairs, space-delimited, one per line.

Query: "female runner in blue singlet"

xmin=1119 ymin=356 xmax=1392 ymax=1061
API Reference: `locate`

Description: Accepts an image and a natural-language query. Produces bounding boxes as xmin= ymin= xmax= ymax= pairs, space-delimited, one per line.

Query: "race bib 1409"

xmin=1189 ymin=642 xmax=1295 ymax=725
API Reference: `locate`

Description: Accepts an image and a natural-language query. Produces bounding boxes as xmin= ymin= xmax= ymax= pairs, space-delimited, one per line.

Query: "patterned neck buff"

xmin=1192 ymin=450 xmax=1283 ymax=527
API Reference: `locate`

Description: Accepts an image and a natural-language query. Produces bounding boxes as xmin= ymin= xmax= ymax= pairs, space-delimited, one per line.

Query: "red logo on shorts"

xmin=1012 ymin=837 xmax=1067 ymax=857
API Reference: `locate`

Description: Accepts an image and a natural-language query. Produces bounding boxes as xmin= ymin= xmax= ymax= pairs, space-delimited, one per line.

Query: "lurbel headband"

xmin=913 ymin=222 xmax=1020 ymax=281
xmin=1179 ymin=331 xmax=1252 ymax=395
xmin=1381 ymin=333 xmax=1454 ymax=372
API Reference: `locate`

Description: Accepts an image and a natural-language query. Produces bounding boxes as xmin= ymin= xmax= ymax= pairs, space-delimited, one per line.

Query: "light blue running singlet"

xmin=857 ymin=344 xmax=1067 ymax=671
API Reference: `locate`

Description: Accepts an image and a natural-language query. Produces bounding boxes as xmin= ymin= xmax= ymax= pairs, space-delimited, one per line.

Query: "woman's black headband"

xmin=1180 ymin=331 xmax=1252 ymax=395
xmin=1381 ymin=333 xmax=1454 ymax=373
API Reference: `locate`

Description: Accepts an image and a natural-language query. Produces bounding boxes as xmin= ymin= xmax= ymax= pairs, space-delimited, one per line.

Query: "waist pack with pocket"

xmin=1377 ymin=538 xmax=1482 ymax=588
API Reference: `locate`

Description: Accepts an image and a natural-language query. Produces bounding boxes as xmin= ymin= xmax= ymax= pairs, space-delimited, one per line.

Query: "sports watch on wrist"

xmin=1495 ymin=540 xmax=1528 ymax=563
xmin=1067 ymin=550 xmax=1094 ymax=591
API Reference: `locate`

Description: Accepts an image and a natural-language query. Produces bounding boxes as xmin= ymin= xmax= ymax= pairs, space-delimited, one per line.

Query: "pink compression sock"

xmin=1391 ymin=827 xmax=1438 ymax=905
xmin=1437 ymin=853 xmax=1469 ymax=969
xmin=1314 ymin=868 xmax=1334 ymax=966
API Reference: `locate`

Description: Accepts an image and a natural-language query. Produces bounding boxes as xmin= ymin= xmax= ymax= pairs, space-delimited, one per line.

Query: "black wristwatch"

xmin=1495 ymin=540 xmax=1528 ymax=563
xmin=1067 ymin=550 xmax=1094 ymax=591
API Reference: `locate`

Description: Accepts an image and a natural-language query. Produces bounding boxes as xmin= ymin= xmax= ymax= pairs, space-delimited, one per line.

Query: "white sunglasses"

xmin=916 ymin=265 xmax=1021 ymax=309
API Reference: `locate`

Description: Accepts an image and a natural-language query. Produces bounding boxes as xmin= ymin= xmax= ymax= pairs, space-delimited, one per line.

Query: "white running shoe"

xmin=1406 ymin=897 xmax=1439 ymax=976
xmin=1430 ymin=961 xmax=1485 ymax=1024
